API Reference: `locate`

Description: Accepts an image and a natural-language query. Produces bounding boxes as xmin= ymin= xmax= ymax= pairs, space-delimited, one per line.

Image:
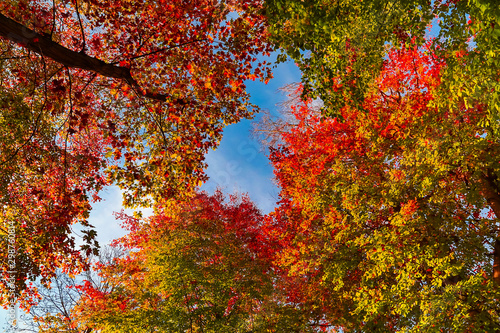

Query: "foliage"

xmin=0 ymin=0 xmax=272 ymax=306
xmin=262 ymin=2 xmax=500 ymax=328
xmin=71 ymin=190 xmax=321 ymax=332
xmin=2 ymin=0 xmax=499 ymax=331
xmin=0 ymin=85 xmax=106 ymax=309
xmin=264 ymin=40 xmax=500 ymax=331
xmin=265 ymin=0 xmax=500 ymax=122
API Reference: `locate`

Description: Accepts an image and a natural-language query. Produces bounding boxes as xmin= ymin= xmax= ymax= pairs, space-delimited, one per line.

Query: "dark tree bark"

xmin=479 ymin=171 xmax=500 ymax=285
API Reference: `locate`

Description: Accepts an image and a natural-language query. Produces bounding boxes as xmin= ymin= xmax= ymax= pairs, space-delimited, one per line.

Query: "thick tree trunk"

xmin=479 ymin=171 xmax=500 ymax=285
xmin=495 ymin=239 xmax=500 ymax=284
xmin=0 ymin=12 xmax=171 ymax=102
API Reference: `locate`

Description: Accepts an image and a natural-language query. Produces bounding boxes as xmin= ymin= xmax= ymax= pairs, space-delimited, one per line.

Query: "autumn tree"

xmin=0 ymin=0 xmax=272 ymax=307
xmin=265 ymin=0 xmax=499 ymax=122
xmin=68 ymin=190 xmax=321 ymax=332
xmin=262 ymin=1 xmax=500 ymax=330
xmin=262 ymin=39 xmax=500 ymax=331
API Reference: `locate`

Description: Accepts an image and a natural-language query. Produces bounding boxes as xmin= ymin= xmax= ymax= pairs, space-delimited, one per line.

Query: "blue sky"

xmin=1 ymin=55 xmax=301 ymax=329
xmin=202 ymin=58 xmax=302 ymax=214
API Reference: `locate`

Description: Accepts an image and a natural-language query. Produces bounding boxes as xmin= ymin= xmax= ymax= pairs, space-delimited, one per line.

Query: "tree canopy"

xmin=264 ymin=40 xmax=500 ymax=331
xmin=266 ymin=0 xmax=500 ymax=122
xmin=258 ymin=0 xmax=500 ymax=330
xmin=2 ymin=0 xmax=500 ymax=332
xmin=0 ymin=0 xmax=271 ymax=308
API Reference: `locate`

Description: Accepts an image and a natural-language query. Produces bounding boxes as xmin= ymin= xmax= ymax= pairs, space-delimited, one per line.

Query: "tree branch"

xmin=0 ymin=12 xmax=175 ymax=102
